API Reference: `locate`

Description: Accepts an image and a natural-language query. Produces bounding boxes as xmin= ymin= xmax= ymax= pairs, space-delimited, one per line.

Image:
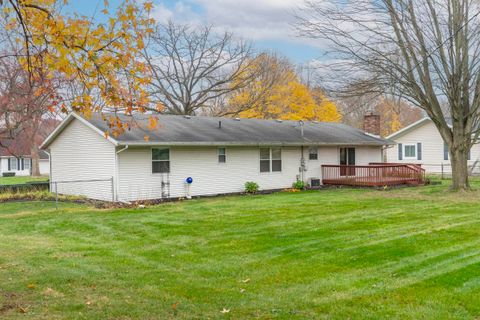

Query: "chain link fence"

xmin=421 ymin=163 xmax=480 ymax=179
xmin=50 ymin=177 xmax=114 ymax=208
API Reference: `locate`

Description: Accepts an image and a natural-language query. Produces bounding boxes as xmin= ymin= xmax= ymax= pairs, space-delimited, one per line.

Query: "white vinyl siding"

xmin=116 ymin=145 xmax=384 ymax=202
xmin=386 ymin=120 xmax=480 ymax=173
xmin=49 ymin=118 xmax=115 ymax=201
xmin=39 ymin=159 xmax=50 ymax=175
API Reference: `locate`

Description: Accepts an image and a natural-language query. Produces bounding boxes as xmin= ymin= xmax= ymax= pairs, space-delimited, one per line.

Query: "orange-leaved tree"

xmin=0 ymin=0 xmax=155 ymax=137
xmin=227 ymin=54 xmax=341 ymax=122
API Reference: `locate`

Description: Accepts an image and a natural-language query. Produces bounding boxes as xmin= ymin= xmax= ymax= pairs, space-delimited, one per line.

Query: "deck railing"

xmin=321 ymin=164 xmax=425 ymax=187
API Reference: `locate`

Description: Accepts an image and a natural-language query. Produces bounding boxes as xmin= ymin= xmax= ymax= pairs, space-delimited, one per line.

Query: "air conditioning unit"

xmin=309 ymin=178 xmax=321 ymax=188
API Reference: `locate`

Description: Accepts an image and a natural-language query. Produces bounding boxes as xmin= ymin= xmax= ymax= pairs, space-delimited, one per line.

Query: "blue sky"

xmin=67 ymin=0 xmax=322 ymax=64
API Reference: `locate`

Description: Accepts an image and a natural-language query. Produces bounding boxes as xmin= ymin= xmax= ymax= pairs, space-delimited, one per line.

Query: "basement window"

xmin=152 ymin=148 xmax=170 ymax=173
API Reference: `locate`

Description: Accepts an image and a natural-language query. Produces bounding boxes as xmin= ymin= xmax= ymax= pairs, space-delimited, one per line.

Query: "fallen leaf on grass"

xmin=241 ymin=278 xmax=250 ymax=283
xmin=26 ymin=284 xmax=36 ymax=289
xmin=17 ymin=306 xmax=29 ymax=313
xmin=221 ymin=308 xmax=230 ymax=314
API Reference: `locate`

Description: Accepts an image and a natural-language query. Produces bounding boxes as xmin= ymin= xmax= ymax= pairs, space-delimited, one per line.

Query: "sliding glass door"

xmin=340 ymin=147 xmax=356 ymax=176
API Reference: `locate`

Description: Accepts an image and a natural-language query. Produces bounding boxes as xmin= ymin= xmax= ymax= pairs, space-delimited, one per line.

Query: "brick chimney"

xmin=363 ymin=112 xmax=381 ymax=136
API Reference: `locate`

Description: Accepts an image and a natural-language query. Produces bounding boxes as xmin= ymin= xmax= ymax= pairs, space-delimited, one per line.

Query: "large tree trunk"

xmin=450 ymin=147 xmax=470 ymax=191
xmin=30 ymin=143 xmax=40 ymax=177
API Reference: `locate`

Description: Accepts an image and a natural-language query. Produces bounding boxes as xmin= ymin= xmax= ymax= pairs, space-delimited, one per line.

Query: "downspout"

xmin=115 ymin=145 xmax=129 ymax=202
xmin=300 ymin=146 xmax=306 ymax=182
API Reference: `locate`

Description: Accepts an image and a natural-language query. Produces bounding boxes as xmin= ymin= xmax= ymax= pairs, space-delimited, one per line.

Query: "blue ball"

xmin=186 ymin=177 xmax=193 ymax=184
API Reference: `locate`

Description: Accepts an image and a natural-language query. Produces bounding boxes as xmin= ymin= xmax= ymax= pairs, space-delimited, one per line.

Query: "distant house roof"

xmin=42 ymin=112 xmax=393 ymax=148
xmin=0 ymin=149 xmax=49 ymax=159
xmin=386 ymin=117 xmax=459 ymax=140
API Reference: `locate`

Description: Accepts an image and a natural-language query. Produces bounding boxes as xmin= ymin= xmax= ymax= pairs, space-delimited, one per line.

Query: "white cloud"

xmin=152 ymin=3 xmax=174 ymax=24
xmin=151 ymin=0 xmax=307 ymax=44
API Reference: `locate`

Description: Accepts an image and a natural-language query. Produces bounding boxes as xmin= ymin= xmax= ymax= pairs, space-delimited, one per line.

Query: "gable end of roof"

xmin=40 ymin=113 xmax=119 ymax=149
xmin=386 ymin=118 xmax=431 ymax=140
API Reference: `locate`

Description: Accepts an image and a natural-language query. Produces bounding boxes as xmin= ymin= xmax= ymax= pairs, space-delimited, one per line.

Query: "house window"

xmin=152 ymin=148 xmax=170 ymax=173
xmin=260 ymin=147 xmax=282 ymax=172
xmin=218 ymin=148 xmax=226 ymax=163
xmin=24 ymin=158 xmax=31 ymax=171
xmin=260 ymin=148 xmax=270 ymax=172
xmin=9 ymin=157 xmax=17 ymax=171
xmin=404 ymin=144 xmax=417 ymax=159
xmin=309 ymin=147 xmax=318 ymax=160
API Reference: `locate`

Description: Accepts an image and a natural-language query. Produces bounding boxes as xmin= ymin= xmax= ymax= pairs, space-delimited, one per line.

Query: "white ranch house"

xmin=386 ymin=118 xmax=480 ymax=174
xmin=0 ymin=150 xmax=50 ymax=177
xmin=41 ymin=113 xmax=392 ymax=202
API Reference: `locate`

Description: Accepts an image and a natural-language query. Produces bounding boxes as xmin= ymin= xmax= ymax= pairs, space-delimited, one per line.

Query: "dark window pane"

xmin=260 ymin=160 xmax=270 ymax=172
xmin=260 ymin=148 xmax=270 ymax=160
xmin=309 ymin=147 xmax=318 ymax=160
xmin=272 ymin=160 xmax=282 ymax=172
xmin=219 ymin=155 xmax=226 ymax=163
xmin=152 ymin=148 xmax=169 ymax=161
xmin=271 ymin=148 xmax=281 ymax=160
xmin=152 ymin=161 xmax=170 ymax=173
xmin=218 ymin=148 xmax=226 ymax=155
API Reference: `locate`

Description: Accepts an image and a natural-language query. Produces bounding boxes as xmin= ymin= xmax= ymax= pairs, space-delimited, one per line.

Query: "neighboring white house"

xmin=41 ymin=113 xmax=391 ymax=202
xmin=386 ymin=118 xmax=480 ymax=173
xmin=0 ymin=150 xmax=50 ymax=177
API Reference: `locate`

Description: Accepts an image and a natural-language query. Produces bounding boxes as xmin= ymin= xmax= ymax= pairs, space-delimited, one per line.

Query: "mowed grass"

xmin=1 ymin=183 xmax=480 ymax=319
xmin=0 ymin=176 xmax=48 ymax=185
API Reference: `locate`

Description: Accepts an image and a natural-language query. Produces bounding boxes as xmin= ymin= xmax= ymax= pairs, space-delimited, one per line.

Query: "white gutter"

xmin=115 ymin=141 xmax=393 ymax=147
xmin=114 ymin=145 xmax=129 ymax=202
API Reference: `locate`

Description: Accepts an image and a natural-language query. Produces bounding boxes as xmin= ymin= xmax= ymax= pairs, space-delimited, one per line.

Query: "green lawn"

xmin=0 ymin=175 xmax=48 ymax=185
xmin=1 ymin=183 xmax=480 ymax=319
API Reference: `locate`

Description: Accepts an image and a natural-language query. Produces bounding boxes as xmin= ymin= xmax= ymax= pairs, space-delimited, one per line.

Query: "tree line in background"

xmin=0 ymin=0 xmax=424 ymax=177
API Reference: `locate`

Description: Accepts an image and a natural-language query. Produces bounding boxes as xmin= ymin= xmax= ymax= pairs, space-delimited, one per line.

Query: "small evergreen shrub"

xmin=244 ymin=181 xmax=259 ymax=194
xmin=292 ymin=180 xmax=306 ymax=190
xmin=2 ymin=172 xmax=15 ymax=177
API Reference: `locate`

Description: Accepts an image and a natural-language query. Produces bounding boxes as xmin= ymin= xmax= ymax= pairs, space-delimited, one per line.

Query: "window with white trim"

xmin=24 ymin=158 xmax=31 ymax=171
xmin=260 ymin=148 xmax=282 ymax=172
xmin=404 ymin=144 xmax=417 ymax=159
xmin=309 ymin=147 xmax=318 ymax=160
xmin=218 ymin=148 xmax=226 ymax=163
xmin=152 ymin=148 xmax=170 ymax=173
xmin=9 ymin=157 xmax=17 ymax=171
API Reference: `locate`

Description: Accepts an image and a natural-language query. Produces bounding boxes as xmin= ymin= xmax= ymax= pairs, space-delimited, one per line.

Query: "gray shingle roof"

xmin=82 ymin=113 xmax=392 ymax=146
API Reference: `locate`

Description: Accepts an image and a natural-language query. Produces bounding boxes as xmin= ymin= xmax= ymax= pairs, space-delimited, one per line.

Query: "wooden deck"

xmin=321 ymin=164 xmax=425 ymax=187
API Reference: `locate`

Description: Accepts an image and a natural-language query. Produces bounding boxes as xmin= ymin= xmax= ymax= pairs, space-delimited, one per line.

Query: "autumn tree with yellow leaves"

xmin=0 ymin=0 xmax=155 ymax=137
xmin=226 ymin=54 xmax=341 ymax=122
